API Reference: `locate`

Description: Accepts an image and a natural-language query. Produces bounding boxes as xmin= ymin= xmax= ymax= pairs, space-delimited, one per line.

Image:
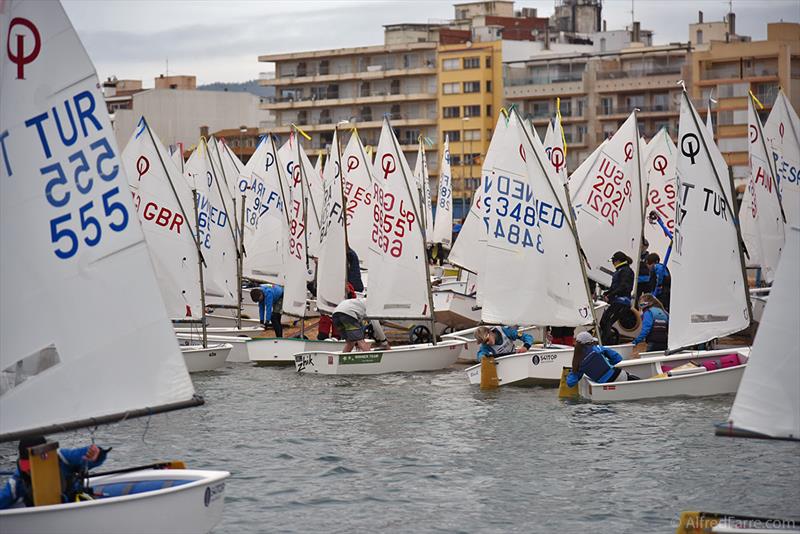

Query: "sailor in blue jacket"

xmin=250 ymin=283 xmax=284 ymax=337
xmin=645 ymin=253 xmax=671 ymax=311
xmin=599 ymin=251 xmax=635 ymax=341
xmin=0 ymin=436 xmax=109 ymax=509
xmin=632 ymin=294 xmax=669 ymax=351
xmin=566 ymin=331 xmax=636 ymax=387
xmin=474 ymin=325 xmax=534 ymax=362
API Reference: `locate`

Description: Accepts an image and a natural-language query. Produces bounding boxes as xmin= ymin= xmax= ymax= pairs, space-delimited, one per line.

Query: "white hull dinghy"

xmin=0 ymin=469 xmax=228 ymax=534
xmin=180 ymin=343 xmax=232 ymax=373
xmin=466 ymin=344 xmax=634 ymax=387
xmin=294 ymin=338 xmax=467 ymax=375
xmin=574 ymin=347 xmax=750 ymax=402
xmin=442 ymin=325 xmax=546 ymax=363
xmin=174 ymin=325 xmax=264 ymax=338
xmin=249 ymin=337 xmax=347 ymax=366
xmin=432 ymin=288 xmax=481 ymax=330
xmin=176 ymin=333 xmax=251 ymax=363
xmin=203 ymin=314 xmax=262 ymax=329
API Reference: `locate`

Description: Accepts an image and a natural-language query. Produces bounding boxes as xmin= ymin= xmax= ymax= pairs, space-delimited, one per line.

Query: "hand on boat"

xmin=515 ymin=347 xmax=527 ymax=354
xmin=84 ymin=444 xmax=101 ymax=461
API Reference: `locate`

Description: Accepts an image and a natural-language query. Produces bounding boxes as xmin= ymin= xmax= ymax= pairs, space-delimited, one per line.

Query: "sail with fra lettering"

xmin=643 ymin=128 xmax=677 ymax=259
xmin=739 ymin=95 xmax=786 ymax=283
xmin=122 ymin=117 xmax=201 ymax=319
xmin=241 ymin=135 xmax=287 ymax=284
xmin=569 ymin=113 xmax=645 ymax=287
xmin=670 ymin=92 xmax=750 ymax=351
xmin=316 ymin=129 xmax=347 ymax=313
xmin=432 ymin=136 xmax=453 ymax=248
xmin=366 ymin=120 xmax=430 ymax=319
xmin=0 ymin=0 xmax=199 ymax=440
xmin=342 ymin=131 xmax=375 ymax=265
xmin=763 ymin=90 xmax=800 ymax=228
xmin=481 ymin=112 xmax=592 ymax=326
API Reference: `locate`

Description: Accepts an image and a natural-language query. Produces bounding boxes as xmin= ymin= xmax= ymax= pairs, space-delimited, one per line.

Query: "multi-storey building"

xmin=691 ymin=20 xmax=800 ymax=181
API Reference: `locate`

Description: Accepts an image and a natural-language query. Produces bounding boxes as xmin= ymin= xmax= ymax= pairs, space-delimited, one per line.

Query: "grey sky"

xmin=62 ymin=0 xmax=800 ymax=86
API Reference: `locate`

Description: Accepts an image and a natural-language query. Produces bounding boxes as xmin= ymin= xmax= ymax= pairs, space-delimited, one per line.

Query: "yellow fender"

xmin=558 ymin=367 xmax=580 ymax=399
xmin=675 ymin=511 xmax=719 ymax=533
xmin=29 ymin=441 xmax=61 ymax=506
xmin=479 ymin=356 xmax=498 ymax=389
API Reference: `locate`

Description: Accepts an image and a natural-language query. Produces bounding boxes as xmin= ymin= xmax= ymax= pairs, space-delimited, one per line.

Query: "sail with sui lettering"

xmin=432 ymin=136 xmax=453 ymax=248
xmin=122 ymin=118 xmax=201 ymax=319
xmin=366 ymin=120 xmax=431 ymax=319
xmin=670 ymin=92 xmax=750 ymax=351
xmin=643 ymin=128 xmax=677 ymax=259
xmin=739 ymin=95 xmax=785 ymax=282
xmin=316 ymin=129 xmax=347 ymax=313
xmin=0 ymin=0 xmax=199 ymax=440
xmin=342 ymin=130 xmax=374 ymax=265
xmin=763 ymin=90 xmax=800 ymax=227
xmin=569 ymin=113 xmax=645 ymax=286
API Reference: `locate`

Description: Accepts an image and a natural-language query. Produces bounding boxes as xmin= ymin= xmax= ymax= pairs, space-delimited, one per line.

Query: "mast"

xmin=631 ymin=108 xmax=647 ymax=299
xmin=237 ymin=193 xmax=246 ymax=329
xmin=387 ymin=118 xmax=437 ymax=344
xmin=336 ymin=125 xmax=351 ymax=289
xmin=192 ymin=187 xmax=208 ymax=348
xmin=294 ymin=128 xmax=310 ymax=333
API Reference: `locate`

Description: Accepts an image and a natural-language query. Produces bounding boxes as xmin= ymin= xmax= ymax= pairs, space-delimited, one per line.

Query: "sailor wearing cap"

xmin=565 ymin=331 xmax=637 ymax=387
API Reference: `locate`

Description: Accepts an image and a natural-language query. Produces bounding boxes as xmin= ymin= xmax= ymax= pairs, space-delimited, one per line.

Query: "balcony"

xmin=596 ymin=65 xmax=683 ymax=80
xmin=265 ymin=92 xmax=437 ymax=110
xmin=701 ymin=66 xmax=779 ymax=82
xmin=261 ymin=64 xmax=436 ymax=87
xmin=506 ymin=71 xmax=584 ymax=87
xmin=597 ymin=103 xmax=676 ymax=117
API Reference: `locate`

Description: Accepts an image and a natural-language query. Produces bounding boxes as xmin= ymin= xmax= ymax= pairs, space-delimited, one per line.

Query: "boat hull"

xmin=176 ymin=334 xmax=252 ymax=363
xmin=294 ymin=339 xmax=467 ymax=375
xmin=432 ymin=290 xmax=480 ymax=329
xmin=0 ymin=469 xmax=229 ymax=534
xmin=181 ymin=344 xmax=231 ymax=373
xmin=249 ymin=337 xmax=347 ymax=366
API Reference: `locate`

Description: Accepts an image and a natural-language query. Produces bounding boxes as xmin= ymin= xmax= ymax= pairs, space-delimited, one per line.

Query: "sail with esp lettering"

xmin=763 ymin=90 xmax=800 ymax=228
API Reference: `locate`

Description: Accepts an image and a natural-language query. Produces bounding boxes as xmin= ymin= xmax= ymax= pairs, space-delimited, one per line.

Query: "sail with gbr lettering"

xmin=316 ymin=129 xmax=347 ymax=313
xmin=738 ymin=95 xmax=785 ymax=282
xmin=670 ymin=92 xmax=750 ymax=351
xmin=763 ymin=90 xmax=800 ymax=228
xmin=432 ymin=136 xmax=453 ymax=248
xmin=366 ymin=120 xmax=430 ymax=319
xmin=569 ymin=113 xmax=645 ymax=286
xmin=0 ymin=0 xmax=199 ymax=440
xmin=342 ymin=131 xmax=375 ymax=265
xmin=122 ymin=117 xmax=201 ymax=319
xmin=643 ymin=128 xmax=677 ymax=259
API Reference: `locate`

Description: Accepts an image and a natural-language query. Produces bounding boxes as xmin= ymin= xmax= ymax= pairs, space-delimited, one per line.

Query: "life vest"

xmin=580 ymin=347 xmax=615 ymax=382
xmin=489 ymin=328 xmax=516 ymax=356
xmin=646 ymin=307 xmax=669 ymax=345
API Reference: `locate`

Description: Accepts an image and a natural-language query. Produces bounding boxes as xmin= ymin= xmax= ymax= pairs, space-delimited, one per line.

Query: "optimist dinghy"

xmin=0 ymin=3 xmax=229 ymax=531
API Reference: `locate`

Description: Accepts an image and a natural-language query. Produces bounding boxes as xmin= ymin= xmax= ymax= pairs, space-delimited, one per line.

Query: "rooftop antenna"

xmin=631 ymin=0 xmax=635 ymax=28
xmin=166 ymin=57 xmax=169 ymax=77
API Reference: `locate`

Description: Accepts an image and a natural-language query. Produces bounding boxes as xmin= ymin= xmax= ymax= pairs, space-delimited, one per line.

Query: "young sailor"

xmin=0 ymin=436 xmax=109 ymax=509
xmin=599 ymin=251 xmax=635 ymax=341
xmin=636 ymin=238 xmax=651 ymax=300
xmin=644 ymin=253 xmax=671 ymax=311
xmin=331 ymin=297 xmax=390 ymax=353
xmin=474 ymin=326 xmax=534 ymax=362
xmin=566 ymin=331 xmax=637 ymax=387
xmin=631 ymin=294 xmax=670 ymax=352
xmin=250 ymin=284 xmax=284 ymax=337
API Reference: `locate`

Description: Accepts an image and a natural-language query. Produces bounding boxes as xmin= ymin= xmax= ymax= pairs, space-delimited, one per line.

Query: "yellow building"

xmin=437 ymin=40 xmax=504 ymax=212
xmin=691 ymin=22 xmax=800 ymax=181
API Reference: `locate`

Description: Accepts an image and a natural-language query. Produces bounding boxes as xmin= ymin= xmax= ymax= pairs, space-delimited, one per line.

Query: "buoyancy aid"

xmin=490 ymin=328 xmax=516 ymax=356
xmin=646 ymin=307 xmax=669 ymax=345
xmin=580 ymin=347 xmax=616 ymax=383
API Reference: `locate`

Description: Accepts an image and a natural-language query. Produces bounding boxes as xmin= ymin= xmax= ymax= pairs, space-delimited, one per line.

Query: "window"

xmin=443 ymin=82 xmax=460 ymax=94
xmin=450 ymin=154 xmax=462 ymax=166
xmin=576 ymin=124 xmax=587 ymax=143
xmin=600 ymin=37 xmax=607 ymax=52
xmin=653 ymin=93 xmax=669 ymax=111
xmin=532 ymin=101 xmax=549 ymax=118
xmin=463 ymin=57 xmax=480 ymax=69
xmin=485 ymin=56 xmax=492 ymax=68
xmin=464 ymin=129 xmax=481 ymax=141
xmin=359 ymin=106 xmax=372 ymax=122
xmin=443 ymin=106 xmax=460 ymax=118
xmin=443 ymin=130 xmax=460 ymax=142
xmin=390 ymin=79 xmax=400 ymax=95
xmin=600 ymin=97 xmax=614 ymax=115
xmin=486 ymin=80 xmax=492 ymax=93
xmin=403 ymin=129 xmax=421 ymax=145
xmin=486 ymin=105 xmax=492 ymax=117
xmin=443 ymin=58 xmax=460 ymax=71
xmin=464 ymin=105 xmax=481 ymax=117
xmin=560 ymin=99 xmax=572 ymax=117
xmin=464 ymin=153 xmax=481 ymax=165
xmin=463 ymin=81 xmax=480 ymax=93
xmin=696 ymin=30 xmax=703 ymax=45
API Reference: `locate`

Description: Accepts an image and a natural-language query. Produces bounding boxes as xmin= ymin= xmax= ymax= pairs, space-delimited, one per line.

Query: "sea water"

xmin=3 ymin=363 xmax=799 ymax=532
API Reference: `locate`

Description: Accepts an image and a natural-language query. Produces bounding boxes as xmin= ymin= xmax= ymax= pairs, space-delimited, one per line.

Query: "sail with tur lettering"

xmin=0 ymin=0 xmax=198 ymax=440
xmin=670 ymin=92 xmax=750 ymax=351
xmin=432 ymin=136 xmax=453 ymax=248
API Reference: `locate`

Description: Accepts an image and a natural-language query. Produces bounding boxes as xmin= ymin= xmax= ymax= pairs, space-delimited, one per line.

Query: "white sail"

xmin=366 ymin=120 xmax=430 ymax=319
xmin=643 ymin=128 xmax=678 ymax=259
xmin=122 ymin=118 xmax=201 ymax=318
xmin=316 ymin=129 xmax=347 ymax=313
xmin=705 ymin=106 xmax=714 ymax=137
xmin=738 ymin=96 xmax=785 ymax=282
xmin=543 ymin=116 xmax=568 ymax=184
xmin=448 ymin=186 xmax=483 ymax=273
xmin=568 ymin=138 xmax=607 ymax=185
xmin=314 ymin=151 xmax=324 ymax=179
xmin=184 ymin=143 xmax=238 ymax=304
xmin=764 ymin=90 xmax=800 ymax=228
xmin=241 ymin=135 xmax=286 ymax=284
xmin=412 ymin=142 xmax=434 ymax=245
xmin=0 ymin=0 xmax=197 ymax=440
xmin=278 ymin=136 xmax=322 ymax=258
xmin=725 ymin=225 xmax=800 ymax=440
xmin=481 ymin=113 xmax=592 ymax=326
xmin=432 ymin=136 xmax=453 ymax=248
xmin=569 ymin=113 xmax=645 ymax=286
xmin=342 ymin=131 xmax=375 ymax=265
xmin=209 ymin=137 xmax=241 ymax=222
xmin=669 ymin=93 xmax=750 ymax=351
xmin=170 ymin=144 xmax=184 ymax=173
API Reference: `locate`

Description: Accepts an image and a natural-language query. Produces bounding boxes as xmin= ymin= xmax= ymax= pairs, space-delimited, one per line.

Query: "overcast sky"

xmin=62 ymin=0 xmax=799 ymax=86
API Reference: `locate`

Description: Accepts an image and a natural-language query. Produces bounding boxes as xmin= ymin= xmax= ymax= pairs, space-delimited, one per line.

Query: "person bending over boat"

xmin=0 ymin=436 xmax=109 ymax=509
xmin=644 ymin=253 xmax=671 ymax=311
xmin=631 ymin=294 xmax=669 ymax=352
xmin=331 ymin=297 xmax=390 ymax=353
xmin=474 ymin=326 xmax=533 ymax=362
xmin=250 ymin=284 xmax=284 ymax=337
xmin=566 ymin=331 xmax=638 ymax=387
xmin=636 ymin=238 xmax=651 ymax=301
xmin=346 ymin=247 xmax=364 ymax=293
xmin=599 ymin=251 xmax=635 ymax=342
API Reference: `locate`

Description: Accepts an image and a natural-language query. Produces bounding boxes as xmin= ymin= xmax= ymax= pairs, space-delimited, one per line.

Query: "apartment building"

xmin=691 ymin=21 xmax=800 ymax=180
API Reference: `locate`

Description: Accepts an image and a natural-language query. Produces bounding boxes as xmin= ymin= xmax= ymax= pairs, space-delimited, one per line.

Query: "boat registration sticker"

xmin=603 ymin=385 xmax=616 ymax=390
xmin=340 ymin=353 xmax=383 ymax=365
xmin=204 ymin=482 xmax=225 ymax=507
